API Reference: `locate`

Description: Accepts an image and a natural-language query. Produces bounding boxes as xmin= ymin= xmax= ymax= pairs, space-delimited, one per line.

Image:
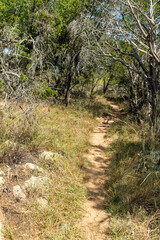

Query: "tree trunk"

xmin=128 ymin=69 xmax=141 ymax=124
xmin=148 ymin=59 xmax=159 ymax=131
xmin=103 ymin=78 xmax=111 ymax=94
xmin=65 ymin=72 xmax=72 ymax=107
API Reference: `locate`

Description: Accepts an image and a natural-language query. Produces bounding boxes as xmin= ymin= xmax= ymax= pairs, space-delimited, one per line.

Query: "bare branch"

xmin=126 ymin=0 xmax=147 ymax=38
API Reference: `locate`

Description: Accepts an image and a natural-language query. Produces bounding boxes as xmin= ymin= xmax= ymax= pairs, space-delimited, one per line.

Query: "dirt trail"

xmin=80 ymin=103 xmax=120 ymax=240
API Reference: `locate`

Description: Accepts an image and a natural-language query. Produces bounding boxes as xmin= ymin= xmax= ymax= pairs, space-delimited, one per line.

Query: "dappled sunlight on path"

xmin=79 ymin=103 xmax=121 ymax=240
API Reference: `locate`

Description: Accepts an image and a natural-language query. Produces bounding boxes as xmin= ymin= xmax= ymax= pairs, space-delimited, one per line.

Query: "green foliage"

xmin=0 ymin=0 xmax=106 ymax=101
xmin=20 ymin=73 xmax=28 ymax=83
xmin=0 ymin=80 xmax=6 ymax=94
xmin=55 ymin=0 xmax=83 ymax=26
xmin=39 ymin=83 xmax=58 ymax=99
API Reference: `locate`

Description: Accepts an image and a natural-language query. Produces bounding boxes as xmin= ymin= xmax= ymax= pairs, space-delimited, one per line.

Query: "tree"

xmin=0 ymin=0 xmax=56 ymax=98
xmin=89 ymin=0 xmax=160 ymax=129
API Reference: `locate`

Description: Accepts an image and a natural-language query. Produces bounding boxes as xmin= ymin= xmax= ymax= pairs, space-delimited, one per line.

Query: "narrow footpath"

xmin=80 ymin=103 xmax=120 ymax=240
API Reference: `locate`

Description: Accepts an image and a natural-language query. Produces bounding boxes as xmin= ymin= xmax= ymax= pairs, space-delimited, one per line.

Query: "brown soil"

xmin=80 ymin=103 xmax=121 ymax=240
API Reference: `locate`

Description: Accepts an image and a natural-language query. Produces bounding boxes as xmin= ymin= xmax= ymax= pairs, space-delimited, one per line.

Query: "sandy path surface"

xmin=80 ymin=103 xmax=120 ymax=240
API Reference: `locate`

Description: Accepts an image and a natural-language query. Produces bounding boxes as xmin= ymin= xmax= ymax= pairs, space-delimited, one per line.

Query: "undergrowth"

xmin=105 ymin=107 xmax=160 ymax=239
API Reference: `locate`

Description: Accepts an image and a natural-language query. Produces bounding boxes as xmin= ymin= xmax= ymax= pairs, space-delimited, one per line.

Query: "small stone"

xmin=40 ymin=151 xmax=54 ymax=161
xmin=13 ymin=185 xmax=26 ymax=200
xmin=0 ymin=177 xmax=4 ymax=185
xmin=37 ymin=197 xmax=48 ymax=207
xmin=24 ymin=163 xmax=43 ymax=172
xmin=0 ymin=171 xmax=5 ymax=176
xmin=24 ymin=176 xmax=49 ymax=190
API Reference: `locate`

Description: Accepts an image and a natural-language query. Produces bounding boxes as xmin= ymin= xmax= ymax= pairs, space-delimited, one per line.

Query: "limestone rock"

xmin=40 ymin=151 xmax=54 ymax=161
xmin=24 ymin=176 xmax=49 ymax=190
xmin=0 ymin=178 xmax=4 ymax=185
xmin=0 ymin=171 xmax=5 ymax=176
xmin=13 ymin=185 xmax=26 ymax=200
xmin=24 ymin=163 xmax=43 ymax=172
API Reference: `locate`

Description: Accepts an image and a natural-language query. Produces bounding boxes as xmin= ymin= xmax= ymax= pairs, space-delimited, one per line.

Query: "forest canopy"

xmin=0 ymin=0 xmax=159 ymax=129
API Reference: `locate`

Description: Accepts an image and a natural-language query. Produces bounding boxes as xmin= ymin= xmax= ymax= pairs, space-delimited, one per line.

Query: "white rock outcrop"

xmin=13 ymin=185 xmax=26 ymax=200
xmin=39 ymin=151 xmax=54 ymax=161
xmin=24 ymin=176 xmax=49 ymax=190
xmin=24 ymin=163 xmax=43 ymax=172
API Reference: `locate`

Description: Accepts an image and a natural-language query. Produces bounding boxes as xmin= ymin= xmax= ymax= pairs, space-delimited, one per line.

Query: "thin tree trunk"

xmin=103 ymin=78 xmax=111 ymax=94
xmin=65 ymin=72 xmax=72 ymax=107
xmin=146 ymin=58 xmax=159 ymax=133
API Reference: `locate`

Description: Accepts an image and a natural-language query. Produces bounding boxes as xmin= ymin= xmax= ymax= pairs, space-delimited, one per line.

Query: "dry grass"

xmin=107 ymin=211 xmax=160 ymax=240
xmin=105 ymin=111 xmax=160 ymax=239
xmin=0 ymin=97 xmax=109 ymax=239
xmin=4 ymin=94 xmax=160 ymax=239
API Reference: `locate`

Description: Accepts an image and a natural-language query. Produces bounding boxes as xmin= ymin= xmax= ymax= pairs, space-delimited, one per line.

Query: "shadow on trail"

xmin=103 ymin=119 xmax=160 ymax=217
xmin=82 ymin=98 xmax=114 ymax=117
xmin=106 ymin=94 xmax=128 ymax=104
xmin=82 ymin=99 xmax=160 ymax=239
xmin=91 ymin=145 xmax=106 ymax=151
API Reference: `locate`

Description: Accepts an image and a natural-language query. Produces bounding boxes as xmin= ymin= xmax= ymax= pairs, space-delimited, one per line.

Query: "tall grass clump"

xmin=0 ymin=101 xmax=40 ymax=164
